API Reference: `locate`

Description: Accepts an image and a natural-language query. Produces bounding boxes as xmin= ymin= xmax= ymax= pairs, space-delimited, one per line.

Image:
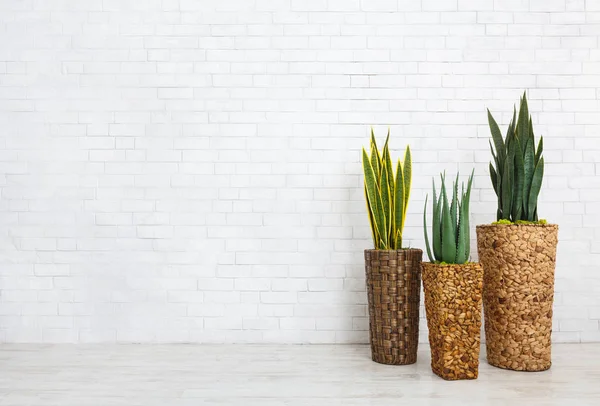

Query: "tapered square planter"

xmin=422 ymin=262 xmax=484 ymax=380
xmin=476 ymin=224 xmax=559 ymax=372
xmin=365 ymin=249 xmax=422 ymax=365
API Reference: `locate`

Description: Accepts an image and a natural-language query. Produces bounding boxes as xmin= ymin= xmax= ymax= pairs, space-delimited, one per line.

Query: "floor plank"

xmin=0 ymin=344 xmax=598 ymax=405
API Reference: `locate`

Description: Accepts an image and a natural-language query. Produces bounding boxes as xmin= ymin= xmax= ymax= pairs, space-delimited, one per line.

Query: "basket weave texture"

xmin=422 ymin=262 xmax=483 ymax=380
xmin=476 ymin=224 xmax=558 ymax=372
xmin=364 ymin=249 xmax=422 ymax=365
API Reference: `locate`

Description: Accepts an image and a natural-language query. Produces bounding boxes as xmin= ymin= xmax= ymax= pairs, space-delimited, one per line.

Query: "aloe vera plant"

xmin=488 ymin=91 xmax=544 ymax=222
xmin=423 ymin=171 xmax=474 ymax=264
xmin=362 ymin=130 xmax=411 ymax=250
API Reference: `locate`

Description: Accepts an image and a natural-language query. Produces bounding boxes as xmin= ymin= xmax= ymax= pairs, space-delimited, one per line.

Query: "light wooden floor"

xmin=0 ymin=344 xmax=598 ymax=405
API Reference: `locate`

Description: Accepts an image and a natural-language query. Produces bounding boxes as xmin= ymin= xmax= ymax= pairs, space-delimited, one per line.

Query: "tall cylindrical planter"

xmin=476 ymin=224 xmax=558 ymax=372
xmin=422 ymin=262 xmax=484 ymax=380
xmin=364 ymin=249 xmax=422 ymax=365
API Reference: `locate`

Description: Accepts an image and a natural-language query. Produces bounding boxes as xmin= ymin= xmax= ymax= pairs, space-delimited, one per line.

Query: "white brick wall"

xmin=0 ymin=0 xmax=599 ymax=343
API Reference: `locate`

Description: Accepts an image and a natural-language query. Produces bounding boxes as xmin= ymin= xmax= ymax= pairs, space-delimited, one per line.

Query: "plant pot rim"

xmin=476 ymin=223 xmax=558 ymax=229
xmin=364 ymin=248 xmax=423 ymax=253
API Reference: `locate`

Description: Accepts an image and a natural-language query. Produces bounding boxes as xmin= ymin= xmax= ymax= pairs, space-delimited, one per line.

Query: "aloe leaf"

xmin=440 ymin=174 xmax=456 ymax=263
xmin=432 ymin=177 xmax=438 ymax=219
xmin=432 ymin=177 xmax=442 ymax=261
xmin=528 ymin=157 xmax=544 ymax=221
xmin=464 ymin=170 xmax=474 ymax=259
xmin=450 ymin=173 xmax=458 ymax=240
xmin=423 ymin=195 xmax=434 ymax=262
xmin=455 ymin=199 xmax=469 ymax=264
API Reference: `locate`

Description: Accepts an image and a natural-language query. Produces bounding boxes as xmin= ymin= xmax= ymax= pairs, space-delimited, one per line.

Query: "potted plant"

xmin=362 ymin=130 xmax=422 ymax=365
xmin=477 ymin=92 xmax=559 ymax=372
xmin=422 ymin=171 xmax=483 ymax=380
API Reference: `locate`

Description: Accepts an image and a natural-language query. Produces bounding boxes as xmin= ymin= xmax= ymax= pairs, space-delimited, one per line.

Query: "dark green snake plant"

xmin=488 ymin=91 xmax=544 ymax=222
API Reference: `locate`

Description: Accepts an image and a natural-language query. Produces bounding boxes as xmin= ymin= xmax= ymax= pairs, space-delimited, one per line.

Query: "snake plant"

xmin=488 ymin=91 xmax=544 ymax=222
xmin=362 ymin=130 xmax=411 ymax=250
xmin=423 ymin=171 xmax=474 ymax=264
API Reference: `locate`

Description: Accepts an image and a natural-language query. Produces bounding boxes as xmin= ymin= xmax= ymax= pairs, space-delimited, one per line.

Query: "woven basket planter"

xmin=476 ymin=224 xmax=558 ymax=371
xmin=364 ymin=249 xmax=422 ymax=365
xmin=422 ymin=262 xmax=483 ymax=380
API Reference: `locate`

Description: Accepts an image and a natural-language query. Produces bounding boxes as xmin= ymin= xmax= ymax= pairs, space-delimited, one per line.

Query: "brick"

xmin=0 ymin=0 xmax=597 ymax=345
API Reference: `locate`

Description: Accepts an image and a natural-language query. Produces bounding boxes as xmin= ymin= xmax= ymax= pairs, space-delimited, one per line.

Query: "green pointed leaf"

xmin=450 ymin=173 xmax=458 ymax=239
xmin=464 ymin=170 xmax=474 ymax=259
xmin=517 ymin=92 xmax=530 ymax=143
xmin=383 ymin=135 xmax=394 ymax=191
xmin=394 ymin=159 xmax=405 ymax=248
xmin=440 ymin=174 xmax=457 ymax=263
xmin=529 ymin=117 xmax=534 ymax=143
xmin=364 ymin=184 xmax=377 ymax=249
xmin=370 ymin=148 xmax=380 ymax=183
xmin=512 ymin=105 xmax=517 ymax=131
xmin=523 ymin=132 xmax=535 ymax=218
xmin=423 ymin=195 xmax=434 ymax=262
xmin=513 ymin=138 xmax=525 ymax=221
xmin=432 ymin=178 xmax=442 ymax=261
xmin=363 ymin=148 xmax=386 ymax=248
xmin=380 ymin=160 xmax=392 ymax=242
xmin=528 ymin=157 xmax=544 ymax=221
xmin=403 ymin=146 xmax=412 ymax=211
xmin=489 ymin=139 xmax=497 ymax=162
xmin=490 ymin=163 xmax=498 ymax=196
xmin=455 ymin=199 xmax=469 ymax=264
xmin=370 ymin=128 xmax=378 ymax=153
xmin=432 ymin=177 xmax=438 ymax=221
xmin=501 ymin=144 xmax=514 ymax=220
xmin=370 ymin=129 xmax=381 ymax=182
xmin=535 ymin=136 xmax=543 ymax=165
xmin=382 ymin=138 xmax=394 ymax=243
xmin=488 ymin=109 xmax=505 ymax=166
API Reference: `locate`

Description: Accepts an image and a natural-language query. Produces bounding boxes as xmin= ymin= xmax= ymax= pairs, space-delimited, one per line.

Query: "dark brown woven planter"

xmin=364 ymin=249 xmax=422 ymax=365
xmin=422 ymin=262 xmax=484 ymax=380
xmin=476 ymin=224 xmax=558 ymax=372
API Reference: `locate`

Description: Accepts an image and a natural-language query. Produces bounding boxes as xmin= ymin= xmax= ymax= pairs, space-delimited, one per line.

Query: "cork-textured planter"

xmin=365 ymin=249 xmax=422 ymax=365
xmin=422 ymin=262 xmax=484 ymax=380
xmin=476 ymin=224 xmax=558 ymax=372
